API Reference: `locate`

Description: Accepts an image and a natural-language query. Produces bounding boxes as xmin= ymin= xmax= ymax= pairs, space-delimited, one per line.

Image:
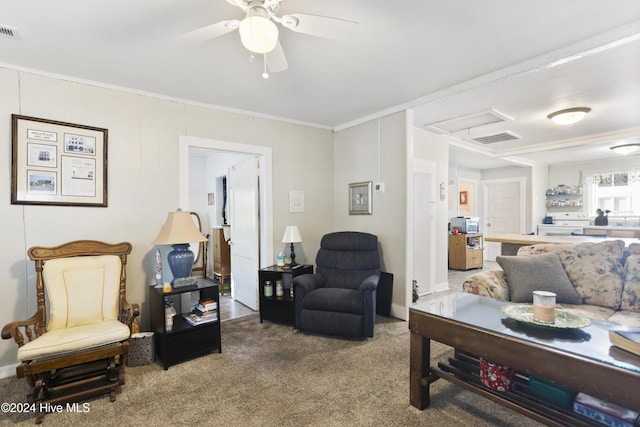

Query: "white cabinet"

xmin=537 ymin=225 xmax=584 ymax=236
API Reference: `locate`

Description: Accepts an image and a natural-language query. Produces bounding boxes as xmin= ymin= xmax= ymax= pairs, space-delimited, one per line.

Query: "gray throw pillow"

xmin=496 ymin=252 xmax=582 ymax=304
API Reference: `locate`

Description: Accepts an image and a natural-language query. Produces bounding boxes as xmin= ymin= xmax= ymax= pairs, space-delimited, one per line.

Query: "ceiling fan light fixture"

xmin=239 ymin=9 xmax=279 ymax=54
xmin=610 ymin=143 xmax=640 ymax=155
xmin=547 ymin=107 xmax=591 ymax=125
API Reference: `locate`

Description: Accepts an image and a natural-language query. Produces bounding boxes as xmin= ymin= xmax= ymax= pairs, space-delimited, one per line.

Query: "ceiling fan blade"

xmin=282 ymin=14 xmax=359 ymax=40
xmin=267 ymin=41 xmax=288 ymax=73
xmin=176 ymin=20 xmax=240 ymax=43
xmin=225 ymin=0 xmax=252 ymax=11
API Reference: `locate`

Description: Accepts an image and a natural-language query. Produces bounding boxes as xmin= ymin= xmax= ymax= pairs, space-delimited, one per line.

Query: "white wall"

xmin=0 ymin=68 xmax=334 ymax=373
xmin=530 ymin=162 xmax=549 ymax=229
xmin=413 ymin=127 xmax=450 ymax=291
xmin=548 ymin=157 xmax=640 ymax=186
xmin=333 ymin=113 xmax=408 ymax=317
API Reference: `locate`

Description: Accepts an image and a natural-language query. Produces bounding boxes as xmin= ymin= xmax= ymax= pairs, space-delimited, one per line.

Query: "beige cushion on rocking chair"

xmin=17 ymin=255 xmax=131 ymax=361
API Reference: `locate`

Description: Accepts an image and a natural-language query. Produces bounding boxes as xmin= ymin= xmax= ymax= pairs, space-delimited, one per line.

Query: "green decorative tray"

xmin=501 ymin=305 xmax=591 ymax=329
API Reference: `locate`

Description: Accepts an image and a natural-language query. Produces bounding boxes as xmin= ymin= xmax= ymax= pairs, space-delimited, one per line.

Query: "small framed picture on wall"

xmin=289 ymin=190 xmax=305 ymax=213
xmin=349 ymin=181 xmax=372 ymax=215
xmin=459 ymin=191 xmax=468 ymax=205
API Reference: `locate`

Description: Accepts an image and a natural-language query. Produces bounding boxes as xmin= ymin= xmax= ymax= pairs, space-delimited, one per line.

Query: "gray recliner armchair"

xmin=293 ymin=231 xmax=381 ymax=338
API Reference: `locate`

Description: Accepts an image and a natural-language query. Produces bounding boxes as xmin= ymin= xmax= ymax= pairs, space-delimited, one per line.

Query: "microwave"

xmin=451 ymin=217 xmax=480 ymax=234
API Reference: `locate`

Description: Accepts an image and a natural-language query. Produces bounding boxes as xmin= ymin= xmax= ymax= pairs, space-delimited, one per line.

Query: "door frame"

xmin=409 ymin=159 xmax=437 ymax=299
xmin=179 ymin=135 xmax=274 ymax=273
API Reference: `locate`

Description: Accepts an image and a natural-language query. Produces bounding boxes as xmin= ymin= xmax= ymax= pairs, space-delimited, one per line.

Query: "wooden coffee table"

xmin=409 ymin=293 xmax=640 ymax=426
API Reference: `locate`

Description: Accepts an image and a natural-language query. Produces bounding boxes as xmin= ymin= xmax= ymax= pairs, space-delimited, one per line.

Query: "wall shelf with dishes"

xmin=545 ymin=185 xmax=583 ymax=210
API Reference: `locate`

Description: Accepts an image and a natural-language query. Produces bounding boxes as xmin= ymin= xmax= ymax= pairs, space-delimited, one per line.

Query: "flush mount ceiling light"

xmin=610 ymin=143 xmax=640 ymax=155
xmin=547 ymin=107 xmax=591 ymax=125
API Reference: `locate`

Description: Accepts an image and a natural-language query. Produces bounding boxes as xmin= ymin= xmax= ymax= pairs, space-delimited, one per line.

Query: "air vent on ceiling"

xmin=0 ymin=25 xmax=19 ymax=39
xmin=472 ymin=131 xmax=521 ymax=144
xmin=424 ymin=108 xmax=512 ymax=134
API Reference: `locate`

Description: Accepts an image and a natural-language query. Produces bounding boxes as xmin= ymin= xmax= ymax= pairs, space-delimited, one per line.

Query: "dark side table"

xmin=259 ymin=265 xmax=313 ymax=325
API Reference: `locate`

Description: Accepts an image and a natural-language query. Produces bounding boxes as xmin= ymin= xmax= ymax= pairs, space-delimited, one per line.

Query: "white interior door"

xmin=412 ymin=160 xmax=437 ymax=296
xmin=482 ymin=178 xmax=525 ymax=261
xmin=229 ymin=156 xmax=259 ymax=310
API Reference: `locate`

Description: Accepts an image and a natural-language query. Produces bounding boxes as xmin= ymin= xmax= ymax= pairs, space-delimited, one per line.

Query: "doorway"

xmin=481 ymin=177 xmax=526 ymax=261
xmin=457 ymin=178 xmax=478 ymax=217
xmin=179 ymin=136 xmax=273 ymax=315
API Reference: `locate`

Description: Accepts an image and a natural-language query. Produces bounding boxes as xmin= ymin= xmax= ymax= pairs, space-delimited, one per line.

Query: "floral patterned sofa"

xmin=462 ymin=240 xmax=640 ymax=327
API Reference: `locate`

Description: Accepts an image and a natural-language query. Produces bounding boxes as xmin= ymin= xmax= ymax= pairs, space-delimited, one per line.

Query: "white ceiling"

xmin=2 ymin=0 xmax=640 ymax=169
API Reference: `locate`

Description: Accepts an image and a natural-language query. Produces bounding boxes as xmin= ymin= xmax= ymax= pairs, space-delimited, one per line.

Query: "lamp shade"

xmin=153 ymin=211 xmax=207 ymax=282
xmin=153 ymin=211 xmax=207 ymax=245
xmin=282 ymin=226 xmax=302 ymax=243
xmin=239 ymin=10 xmax=278 ymax=54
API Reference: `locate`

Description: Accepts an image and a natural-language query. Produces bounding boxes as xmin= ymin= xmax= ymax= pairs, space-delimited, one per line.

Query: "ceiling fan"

xmin=177 ymin=0 xmax=359 ymax=78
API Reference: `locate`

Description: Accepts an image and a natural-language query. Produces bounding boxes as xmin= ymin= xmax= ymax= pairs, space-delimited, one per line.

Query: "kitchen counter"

xmin=485 ymin=234 xmax=633 ymax=245
xmin=582 ymin=225 xmax=640 ymax=231
xmin=583 ymin=225 xmax=640 ymax=238
xmin=485 ymin=233 xmax=639 ymax=255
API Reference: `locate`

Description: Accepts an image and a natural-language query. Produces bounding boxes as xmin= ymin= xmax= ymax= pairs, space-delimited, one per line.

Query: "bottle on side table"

xmin=259 ymin=265 xmax=313 ymax=325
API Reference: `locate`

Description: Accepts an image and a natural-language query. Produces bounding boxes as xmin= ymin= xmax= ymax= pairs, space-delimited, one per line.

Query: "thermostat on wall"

xmin=374 ymin=182 xmax=385 ymax=192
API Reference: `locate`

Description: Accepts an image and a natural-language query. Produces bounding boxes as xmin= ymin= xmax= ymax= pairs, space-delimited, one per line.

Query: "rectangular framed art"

xmin=11 ymin=114 xmax=108 ymax=207
xmin=459 ymin=190 xmax=468 ymax=205
xmin=289 ymin=190 xmax=305 ymax=213
xmin=349 ymin=181 xmax=372 ymax=215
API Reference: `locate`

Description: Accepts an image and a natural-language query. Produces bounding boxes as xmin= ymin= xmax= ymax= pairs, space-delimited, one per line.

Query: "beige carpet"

xmin=0 ymin=315 xmax=542 ymax=426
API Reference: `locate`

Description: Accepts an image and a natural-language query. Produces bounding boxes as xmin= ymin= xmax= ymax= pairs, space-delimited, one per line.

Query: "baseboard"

xmin=0 ymin=363 xmax=18 ymax=379
xmin=417 ymin=281 xmax=451 ymax=297
xmin=434 ymin=281 xmax=450 ymax=293
xmin=390 ymin=302 xmax=407 ymax=321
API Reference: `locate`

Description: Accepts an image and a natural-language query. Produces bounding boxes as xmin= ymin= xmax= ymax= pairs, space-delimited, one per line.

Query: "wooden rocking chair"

xmin=1 ymin=240 xmax=139 ymax=423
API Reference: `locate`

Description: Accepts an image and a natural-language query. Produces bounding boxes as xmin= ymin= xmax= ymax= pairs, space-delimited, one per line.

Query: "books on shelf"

xmin=609 ymin=329 xmax=640 ymax=357
xmin=183 ymin=297 xmax=218 ymax=326
xmin=194 ymin=300 xmax=217 ymax=314
xmin=573 ymin=392 xmax=639 ymax=427
xmin=197 ymin=299 xmax=217 ymax=310
xmin=183 ymin=310 xmax=218 ymax=326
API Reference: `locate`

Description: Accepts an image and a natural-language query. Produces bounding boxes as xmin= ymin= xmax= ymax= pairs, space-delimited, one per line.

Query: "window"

xmin=585 ymin=170 xmax=640 ymax=216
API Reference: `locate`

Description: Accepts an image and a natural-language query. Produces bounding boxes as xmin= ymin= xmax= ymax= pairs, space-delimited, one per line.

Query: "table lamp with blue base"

xmin=153 ymin=210 xmax=207 ymax=284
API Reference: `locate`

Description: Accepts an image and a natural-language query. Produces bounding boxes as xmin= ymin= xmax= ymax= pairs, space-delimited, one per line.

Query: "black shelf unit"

xmin=259 ymin=265 xmax=313 ymax=325
xmin=150 ymin=278 xmax=221 ymax=370
xmin=435 ymin=350 xmax=615 ymax=427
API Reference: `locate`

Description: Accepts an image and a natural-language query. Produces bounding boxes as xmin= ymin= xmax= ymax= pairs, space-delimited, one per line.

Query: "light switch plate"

xmin=374 ymin=182 xmax=385 ymax=192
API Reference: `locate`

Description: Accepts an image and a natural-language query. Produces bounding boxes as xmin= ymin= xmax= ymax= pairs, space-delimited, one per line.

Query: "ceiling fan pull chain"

xmin=262 ymin=54 xmax=269 ymax=79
